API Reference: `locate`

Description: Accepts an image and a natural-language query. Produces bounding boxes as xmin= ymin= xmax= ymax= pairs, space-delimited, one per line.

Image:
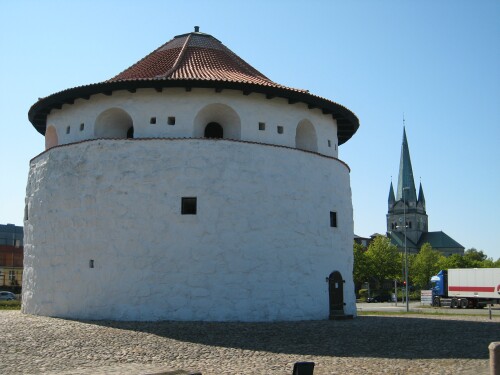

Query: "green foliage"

xmin=395 ymin=289 xmax=420 ymax=301
xmin=410 ymin=243 xmax=443 ymax=289
xmin=353 ymin=239 xmax=497 ymax=294
xmin=464 ymin=248 xmax=487 ymax=261
xmin=353 ymin=243 xmax=369 ymax=286
xmin=0 ymin=300 xmax=21 ymax=310
xmin=435 ymin=248 xmax=499 ymax=270
xmin=358 ymin=288 xmax=368 ymax=301
xmin=436 ymin=253 xmax=466 ymax=269
xmin=365 ymin=236 xmax=401 ymax=287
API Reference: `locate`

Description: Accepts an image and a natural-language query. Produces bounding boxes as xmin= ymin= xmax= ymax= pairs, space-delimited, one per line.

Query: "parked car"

xmin=366 ymin=294 xmax=392 ymax=303
xmin=0 ymin=291 xmax=16 ymax=301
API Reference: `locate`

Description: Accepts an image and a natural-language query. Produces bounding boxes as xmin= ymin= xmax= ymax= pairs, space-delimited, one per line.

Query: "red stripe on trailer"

xmin=449 ymin=286 xmax=495 ymax=292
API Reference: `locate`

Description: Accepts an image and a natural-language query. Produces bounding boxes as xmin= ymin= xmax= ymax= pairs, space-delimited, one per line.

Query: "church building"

xmin=22 ymin=28 xmax=359 ymax=321
xmin=387 ymin=128 xmax=464 ymax=256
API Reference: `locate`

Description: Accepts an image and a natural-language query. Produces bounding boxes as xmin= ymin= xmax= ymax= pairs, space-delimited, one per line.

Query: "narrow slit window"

xmin=89 ymin=260 xmax=94 ymax=268
xmin=150 ymin=117 xmax=157 ymax=124
xmin=330 ymin=211 xmax=337 ymax=228
xmin=66 ymin=126 xmax=71 ymax=134
xmin=181 ymin=197 xmax=197 ymax=215
xmin=259 ymin=122 xmax=265 ymax=131
xmin=80 ymin=123 xmax=85 ymax=131
xmin=168 ymin=117 xmax=176 ymax=125
xmin=328 ymin=140 xmax=331 ymax=147
xmin=277 ymin=126 xmax=284 ymax=134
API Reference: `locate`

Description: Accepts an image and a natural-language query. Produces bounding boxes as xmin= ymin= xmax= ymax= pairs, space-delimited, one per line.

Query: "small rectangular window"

xmin=259 ymin=122 xmax=265 ymax=131
xmin=181 ymin=197 xmax=197 ymax=215
xmin=168 ymin=117 xmax=176 ymax=125
xmin=89 ymin=259 xmax=94 ymax=268
xmin=328 ymin=140 xmax=331 ymax=147
xmin=80 ymin=123 xmax=85 ymax=131
xmin=150 ymin=117 xmax=157 ymax=124
xmin=277 ymin=126 xmax=284 ymax=134
xmin=66 ymin=126 xmax=70 ymax=134
xmin=330 ymin=211 xmax=337 ymax=228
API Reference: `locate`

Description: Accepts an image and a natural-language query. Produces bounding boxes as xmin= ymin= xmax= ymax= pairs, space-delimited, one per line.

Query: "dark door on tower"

xmin=328 ymin=271 xmax=344 ymax=318
xmin=127 ymin=126 xmax=134 ymax=139
xmin=204 ymin=122 xmax=223 ymax=139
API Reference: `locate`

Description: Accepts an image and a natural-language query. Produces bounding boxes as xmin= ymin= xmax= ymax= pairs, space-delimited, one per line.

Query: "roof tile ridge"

xmin=219 ymin=42 xmax=274 ymax=82
xmin=157 ymin=33 xmax=193 ymax=79
xmin=107 ymin=38 xmax=175 ymax=82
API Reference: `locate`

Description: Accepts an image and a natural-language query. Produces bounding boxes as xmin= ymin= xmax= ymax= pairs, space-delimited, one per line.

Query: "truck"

xmin=430 ymin=268 xmax=500 ymax=308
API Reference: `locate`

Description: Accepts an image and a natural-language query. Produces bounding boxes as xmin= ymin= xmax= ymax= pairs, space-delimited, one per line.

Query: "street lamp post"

xmin=403 ymin=186 xmax=409 ymax=312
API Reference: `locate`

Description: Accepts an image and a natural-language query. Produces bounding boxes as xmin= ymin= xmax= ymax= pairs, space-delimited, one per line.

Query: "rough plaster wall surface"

xmin=47 ymin=89 xmax=338 ymax=158
xmin=23 ymin=139 xmax=355 ymax=321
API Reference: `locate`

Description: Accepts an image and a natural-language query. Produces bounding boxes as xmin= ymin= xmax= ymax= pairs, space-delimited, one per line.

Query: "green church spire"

xmin=396 ymin=127 xmax=417 ymax=203
xmin=388 ymin=180 xmax=395 ymax=207
xmin=418 ymin=181 xmax=426 ymax=209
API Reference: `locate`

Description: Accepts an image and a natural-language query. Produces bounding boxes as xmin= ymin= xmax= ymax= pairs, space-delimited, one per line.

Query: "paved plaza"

xmin=0 ymin=310 xmax=498 ymax=374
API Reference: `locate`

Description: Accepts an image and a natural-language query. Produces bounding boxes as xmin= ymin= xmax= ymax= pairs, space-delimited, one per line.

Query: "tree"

xmin=410 ymin=243 xmax=443 ymax=289
xmin=365 ymin=236 xmax=400 ymax=288
xmin=463 ymin=248 xmax=488 ymax=268
xmin=436 ymin=253 xmax=466 ymax=270
xmin=353 ymin=242 xmax=370 ymax=287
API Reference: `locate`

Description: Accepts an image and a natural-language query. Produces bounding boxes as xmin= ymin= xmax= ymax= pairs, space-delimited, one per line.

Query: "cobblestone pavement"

xmin=0 ymin=311 xmax=498 ymax=374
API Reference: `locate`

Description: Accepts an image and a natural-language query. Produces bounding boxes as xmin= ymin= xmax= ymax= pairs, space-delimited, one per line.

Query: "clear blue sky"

xmin=1 ymin=1 xmax=499 ymax=259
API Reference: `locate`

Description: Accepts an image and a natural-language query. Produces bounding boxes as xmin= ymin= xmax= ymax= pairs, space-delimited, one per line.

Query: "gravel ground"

xmin=0 ymin=311 xmax=498 ymax=375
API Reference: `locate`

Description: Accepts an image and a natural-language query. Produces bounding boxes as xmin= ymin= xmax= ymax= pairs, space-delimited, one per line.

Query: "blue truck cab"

xmin=430 ymin=270 xmax=447 ymax=298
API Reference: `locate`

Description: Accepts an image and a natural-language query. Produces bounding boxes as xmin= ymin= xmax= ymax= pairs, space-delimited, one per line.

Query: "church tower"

xmin=387 ymin=128 xmax=428 ymax=250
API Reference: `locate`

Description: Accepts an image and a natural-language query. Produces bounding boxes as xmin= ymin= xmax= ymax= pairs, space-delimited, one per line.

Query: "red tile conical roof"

xmin=109 ymin=31 xmax=280 ymax=87
xmin=29 ymin=28 xmax=359 ymax=144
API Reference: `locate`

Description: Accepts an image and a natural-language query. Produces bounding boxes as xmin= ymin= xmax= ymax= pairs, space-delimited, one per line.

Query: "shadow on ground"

xmin=85 ymin=316 xmax=499 ymax=360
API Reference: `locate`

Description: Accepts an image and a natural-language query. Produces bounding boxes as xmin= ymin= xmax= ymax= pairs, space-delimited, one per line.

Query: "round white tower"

xmin=23 ymin=28 xmax=359 ymax=321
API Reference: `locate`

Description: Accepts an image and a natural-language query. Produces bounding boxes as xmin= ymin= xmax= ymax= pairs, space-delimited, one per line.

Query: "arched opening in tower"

xmin=127 ymin=126 xmax=134 ymax=139
xmin=94 ymin=108 xmax=134 ymax=139
xmin=45 ymin=125 xmax=58 ymax=150
xmin=295 ymin=120 xmax=318 ymax=152
xmin=204 ymin=122 xmax=223 ymax=139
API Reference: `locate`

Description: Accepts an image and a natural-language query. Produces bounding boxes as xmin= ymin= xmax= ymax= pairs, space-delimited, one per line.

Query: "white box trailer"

xmin=431 ymin=268 xmax=500 ymax=308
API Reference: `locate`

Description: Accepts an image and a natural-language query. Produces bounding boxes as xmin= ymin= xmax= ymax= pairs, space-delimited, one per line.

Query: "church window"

xmin=182 ymin=197 xmax=197 ymax=215
xmin=150 ymin=117 xmax=157 ymax=124
xmin=66 ymin=126 xmax=70 ymax=134
xmin=80 ymin=123 xmax=85 ymax=131
xmin=168 ymin=117 xmax=176 ymax=125
xmin=204 ymin=122 xmax=223 ymax=138
xmin=259 ymin=122 xmax=265 ymax=131
xmin=330 ymin=211 xmax=337 ymax=228
xmin=277 ymin=126 xmax=284 ymax=134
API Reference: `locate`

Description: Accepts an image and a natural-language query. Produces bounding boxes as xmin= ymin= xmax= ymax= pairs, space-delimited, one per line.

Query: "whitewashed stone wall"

xmin=45 ymin=88 xmax=339 ymax=157
xmin=23 ymin=139 xmax=355 ymax=321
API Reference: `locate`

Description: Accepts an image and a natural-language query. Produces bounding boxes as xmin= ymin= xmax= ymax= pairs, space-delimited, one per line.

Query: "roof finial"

xmin=194 ymin=26 xmax=200 ymax=32
xmin=403 ymin=113 xmax=405 ymax=128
